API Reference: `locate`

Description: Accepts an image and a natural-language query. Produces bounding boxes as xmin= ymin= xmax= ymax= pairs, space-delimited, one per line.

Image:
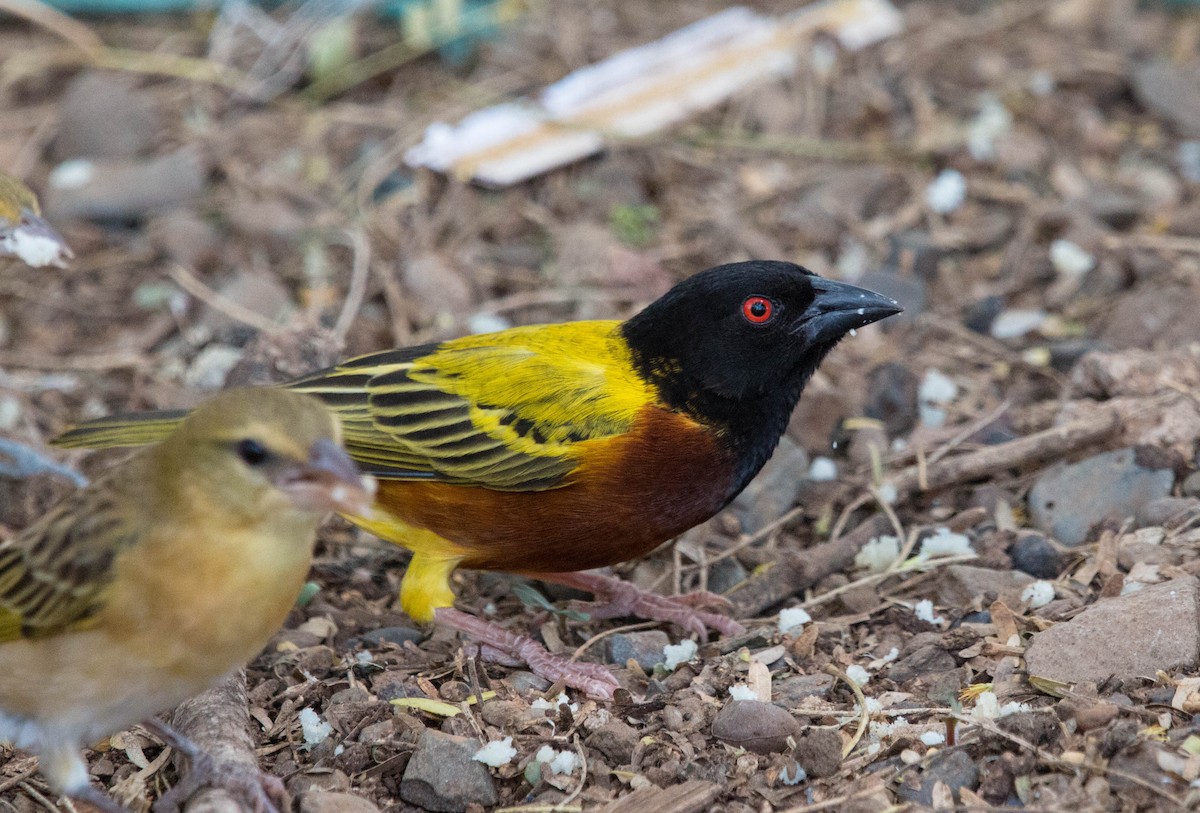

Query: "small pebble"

xmin=1180 ymin=141 xmax=1200 ymax=183
xmin=1010 ymin=533 xmax=1063 ymax=579
xmin=925 ymin=169 xmax=967 ymax=214
xmin=807 ymin=456 xmax=837 ymax=482
xmin=1050 ymin=239 xmax=1095 ymax=278
xmin=968 ymin=94 xmax=1013 ymax=161
xmin=402 ymin=729 xmax=498 ymax=811
xmin=990 ymin=309 xmax=1047 ymax=340
xmin=606 ymin=630 xmax=670 ymax=670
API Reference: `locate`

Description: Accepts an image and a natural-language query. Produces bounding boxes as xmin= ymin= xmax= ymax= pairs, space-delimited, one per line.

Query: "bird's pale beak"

xmin=0 ymin=209 xmax=74 ymax=269
xmin=279 ymin=438 xmax=376 ymax=519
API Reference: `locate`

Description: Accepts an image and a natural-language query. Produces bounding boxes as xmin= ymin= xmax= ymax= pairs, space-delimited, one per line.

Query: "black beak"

xmin=280 ymin=437 xmax=376 ymax=517
xmin=794 ymin=276 xmax=902 ymax=345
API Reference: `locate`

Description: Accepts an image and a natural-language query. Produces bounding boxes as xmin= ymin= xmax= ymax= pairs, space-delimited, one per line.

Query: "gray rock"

xmin=935 ymin=565 xmax=1034 ymax=608
xmin=199 ymin=271 xmax=292 ymax=337
xmin=1025 ymin=577 xmax=1200 ymax=684
xmin=299 ymin=791 xmax=381 ymax=813
xmin=964 ymin=295 xmax=1004 ymax=335
xmin=606 ymin=630 xmax=669 ymax=669
xmin=1028 ymin=448 xmax=1175 ymax=546
xmin=1132 ymin=60 xmax=1200 ymax=138
xmin=54 ymin=71 xmax=160 ymax=160
xmin=772 ymin=673 xmax=835 ymax=706
xmin=45 ymin=148 xmax=207 ymax=221
xmin=793 ymin=728 xmax=843 ymax=777
xmin=706 ymin=556 xmax=748 ymax=595
xmin=896 ymin=749 xmax=979 ymax=807
xmin=356 ymin=626 xmax=423 ymax=648
xmin=1010 ymin=533 xmax=1063 ymax=579
xmin=864 ymin=362 xmax=919 ymax=438
xmin=888 ymin=644 xmax=958 ymax=683
xmin=584 ymin=719 xmax=639 ymax=763
xmin=370 ymin=669 xmax=422 ymax=701
xmin=1136 ymin=497 xmax=1199 ymax=527
xmin=1048 ymin=339 xmax=1105 ymax=373
xmin=506 ymin=670 xmax=551 ymax=693
xmin=400 ymin=729 xmax=498 ymax=812
xmin=1086 ymin=187 xmax=1142 ymax=230
xmin=730 ymin=435 xmax=807 ymax=534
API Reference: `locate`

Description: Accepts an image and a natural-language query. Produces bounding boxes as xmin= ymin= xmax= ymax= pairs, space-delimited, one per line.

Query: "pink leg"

xmin=435 ymin=607 xmax=620 ymax=700
xmin=543 ymin=570 xmax=746 ymax=641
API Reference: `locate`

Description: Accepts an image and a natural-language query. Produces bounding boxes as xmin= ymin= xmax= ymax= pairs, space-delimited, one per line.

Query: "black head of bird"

xmin=621 ymin=259 xmax=901 ymax=483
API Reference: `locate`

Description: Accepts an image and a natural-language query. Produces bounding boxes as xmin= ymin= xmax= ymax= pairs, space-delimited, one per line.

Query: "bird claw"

xmin=152 ymin=753 xmax=287 ymax=813
xmin=142 ymin=721 xmax=287 ymax=813
xmin=72 ymin=784 xmax=135 ymax=813
xmin=552 ymin=571 xmax=746 ymax=642
xmin=438 ymin=607 xmax=620 ymax=700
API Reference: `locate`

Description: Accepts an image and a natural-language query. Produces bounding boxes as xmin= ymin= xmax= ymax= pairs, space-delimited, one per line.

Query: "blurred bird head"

xmin=158 ymin=389 xmax=375 ymax=521
xmin=0 ymin=173 xmax=73 ymax=269
xmin=622 ymin=260 xmax=902 ymax=405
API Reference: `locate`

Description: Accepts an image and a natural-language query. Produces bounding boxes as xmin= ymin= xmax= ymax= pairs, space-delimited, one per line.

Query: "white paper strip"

xmin=405 ymin=0 xmax=904 ymax=186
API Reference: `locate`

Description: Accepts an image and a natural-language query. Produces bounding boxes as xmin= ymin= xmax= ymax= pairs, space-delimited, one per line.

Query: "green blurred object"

xmin=386 ymin=0 xmax=522 ymax=65
xmin=36 ymin=0 xmax=522 ymax=66
xmin=610 ymin=204 xmax=661 ymax=249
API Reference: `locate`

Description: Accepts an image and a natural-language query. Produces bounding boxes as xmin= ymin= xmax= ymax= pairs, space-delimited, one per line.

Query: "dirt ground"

xmin=5 ymin=0 xmax=1200 ymax=811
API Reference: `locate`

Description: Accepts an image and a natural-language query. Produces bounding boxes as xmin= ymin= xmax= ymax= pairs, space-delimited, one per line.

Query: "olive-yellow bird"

xmin=1 ymin=388 xmax=374 ymax=813
xmin=0 ymin=170 xmax=72 ymax=269
xmin=55 ymin=260 xmax=901 ymax=697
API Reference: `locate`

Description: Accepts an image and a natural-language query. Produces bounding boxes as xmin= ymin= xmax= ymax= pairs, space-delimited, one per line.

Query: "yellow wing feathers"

xmin=55 ymin=321 xmax=658 ymax=493
xmin=0 ymin=171 xmax=40 ymax=224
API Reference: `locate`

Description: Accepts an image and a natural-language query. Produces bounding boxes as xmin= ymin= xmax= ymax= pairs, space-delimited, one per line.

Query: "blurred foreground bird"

xmin=55 ymin=260 xmax=900 ymax=697
xmin=0 ymin=170 xmax=72 ymax=269
xmin=2 ymin=389 xmax=374 ymax=813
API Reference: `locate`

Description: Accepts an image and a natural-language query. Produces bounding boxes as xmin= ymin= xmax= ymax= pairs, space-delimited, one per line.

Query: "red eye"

xmin=742 ymin=296 xmax=773 ymax=324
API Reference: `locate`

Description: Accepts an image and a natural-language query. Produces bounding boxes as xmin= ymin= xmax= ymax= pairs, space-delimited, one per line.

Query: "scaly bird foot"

xmin=142 ymin=720 xmax=287 ymax=813
xmin=546 ymin=570 xmax=746 ymax=642
xmin=72 ymin=785 xmax=134 ymax=813
xmin=435 ymin=607 xmax=620 ymax=700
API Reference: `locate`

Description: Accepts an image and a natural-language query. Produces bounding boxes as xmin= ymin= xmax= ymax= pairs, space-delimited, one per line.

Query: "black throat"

xmin=622 ymin=320 xmax=838 ymax=500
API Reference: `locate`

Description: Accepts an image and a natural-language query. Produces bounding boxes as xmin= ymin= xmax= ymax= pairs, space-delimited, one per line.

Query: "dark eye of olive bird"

xmin=742 ymin=296 xmax=773 ymax=324
xmin=235 ymin=438 xmax=270 ymax=467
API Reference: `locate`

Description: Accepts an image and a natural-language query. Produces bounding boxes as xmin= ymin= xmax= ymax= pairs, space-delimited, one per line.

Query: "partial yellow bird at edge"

xmin=0 ymin=388 xmax=374 ymax=813
xmin=0 ymin=170 xmax=73 ymax=269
